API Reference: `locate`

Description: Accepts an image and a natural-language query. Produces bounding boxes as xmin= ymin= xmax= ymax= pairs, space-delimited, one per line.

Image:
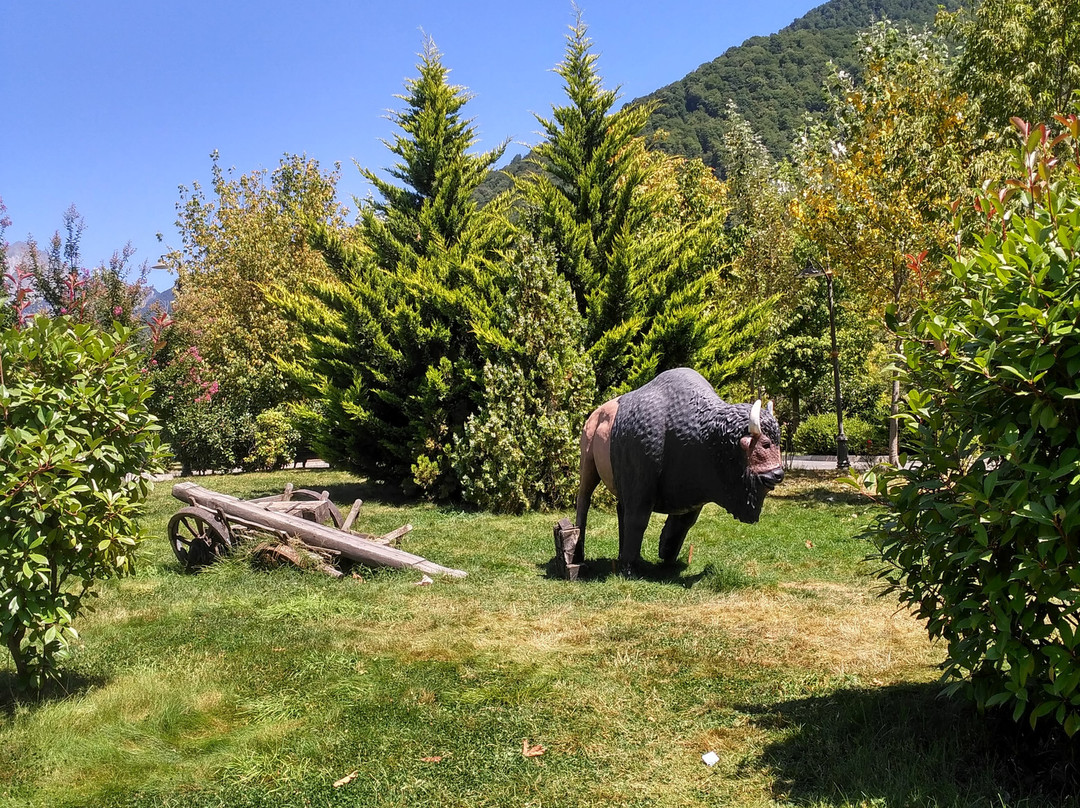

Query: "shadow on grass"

xmin=540 ymin=555 xmax=709 ymax=587
xmin=739 ymin=681 xmax=1079 ymax=806
xmin=242 ymin=476 xmax=416 ymax=509
xmin=0 ymin=669 xmax=106 ymax=717
xmin=771 ymin=469 xmax=867 ymax=507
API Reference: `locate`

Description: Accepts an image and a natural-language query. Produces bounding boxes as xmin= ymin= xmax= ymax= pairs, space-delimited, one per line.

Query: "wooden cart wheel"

xmin=168 ymin=507 xmax=232 ymax=571
xmin=290 ymin=489 xmax=345 ymax=528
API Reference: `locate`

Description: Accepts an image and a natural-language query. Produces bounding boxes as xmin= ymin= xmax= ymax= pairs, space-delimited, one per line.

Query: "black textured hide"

xmin=607 ymin=368 xmax=783 ymax=571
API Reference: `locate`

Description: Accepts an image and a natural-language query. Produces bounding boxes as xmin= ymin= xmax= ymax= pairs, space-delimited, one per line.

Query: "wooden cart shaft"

xmin=171 ymin=482 xmax=466 ymax=579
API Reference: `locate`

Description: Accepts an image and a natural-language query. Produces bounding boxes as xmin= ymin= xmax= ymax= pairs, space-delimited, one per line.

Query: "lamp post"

xmin=800 ymin=261 xmax=849 ymax=470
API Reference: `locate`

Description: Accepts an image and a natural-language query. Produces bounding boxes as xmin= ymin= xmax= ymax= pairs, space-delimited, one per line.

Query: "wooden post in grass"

xmin=553 ymin=518 xmax=581 ymax=581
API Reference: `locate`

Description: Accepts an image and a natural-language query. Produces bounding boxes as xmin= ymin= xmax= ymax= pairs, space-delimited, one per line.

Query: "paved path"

xmin=789 ymin=455 xmax=892 ymax=472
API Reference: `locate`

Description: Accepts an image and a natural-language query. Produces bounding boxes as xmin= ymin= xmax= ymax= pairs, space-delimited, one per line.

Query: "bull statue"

xmin=574 ymin=367 xmax=784 ymax=575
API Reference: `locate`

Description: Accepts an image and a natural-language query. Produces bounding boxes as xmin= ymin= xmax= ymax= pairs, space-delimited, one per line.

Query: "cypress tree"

xmin=522 ymin=14 xmax=772 ymax=397
xmin=279 ymin=39 xmax=507 ymax=496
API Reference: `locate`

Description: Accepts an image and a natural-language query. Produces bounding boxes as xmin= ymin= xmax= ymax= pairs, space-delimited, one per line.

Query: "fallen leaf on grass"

xmin=522 ymin=740 xmax=546 ymax=758
xmin=333 ymin=771 xmax=358 ymax=788
xmin=805 ymin=540 xmax=814 ymax=549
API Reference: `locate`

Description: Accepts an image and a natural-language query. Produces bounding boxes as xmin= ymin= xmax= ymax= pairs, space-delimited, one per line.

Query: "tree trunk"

xmin=889 ymin=336 xmax=901 ymax=465
xmin=789 ymin=392 xmax=802 ymax=450
xmin=6 ymin=628 xmax=27 ymax=685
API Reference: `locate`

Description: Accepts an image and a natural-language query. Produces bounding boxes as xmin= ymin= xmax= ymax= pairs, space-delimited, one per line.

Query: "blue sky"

xmin=2 ymin=0 xmax=818 ymax=291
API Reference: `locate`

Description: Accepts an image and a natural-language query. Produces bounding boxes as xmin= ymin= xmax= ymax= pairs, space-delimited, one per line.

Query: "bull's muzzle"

xmin=758 ymin=467 xmax=785 ymax=490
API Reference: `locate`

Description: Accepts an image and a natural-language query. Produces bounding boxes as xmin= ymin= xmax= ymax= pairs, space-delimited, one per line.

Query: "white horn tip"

xmin=749 ymin=399 xmax=762 ymax=436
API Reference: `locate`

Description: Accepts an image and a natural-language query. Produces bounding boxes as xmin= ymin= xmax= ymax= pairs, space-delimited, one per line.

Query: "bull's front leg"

xmin=616 ymin=500 xmax=651 ymax=576
xmin=658 ymin=508 xmax=701 ymax=565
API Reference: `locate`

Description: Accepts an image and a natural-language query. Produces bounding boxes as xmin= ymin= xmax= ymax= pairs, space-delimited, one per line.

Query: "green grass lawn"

xmin=0 ymin=469 xmax=1073 ymax=807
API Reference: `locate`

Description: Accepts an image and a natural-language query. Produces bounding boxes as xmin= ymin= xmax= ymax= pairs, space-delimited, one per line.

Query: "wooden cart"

xmin=168 ymin=481 xmax=466 ymax=579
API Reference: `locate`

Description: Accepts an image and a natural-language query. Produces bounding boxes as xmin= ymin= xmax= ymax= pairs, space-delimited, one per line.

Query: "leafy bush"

xmin=148 ymin=343 xmax=255 ymax=474
xmin=452 ymin=238 xmax=595 ymax=513
xmin=792 ymin=413 xmax=886 ymax=455
xmin=862 ymin=117 xmax=1080 ymax=735
xmin=0 ymin=316 xmax=166 ymax=687
xmin=166 ymin=399 xmax=254 ymax=475
xmin=243 ymin=406 xmax=302 ymax=471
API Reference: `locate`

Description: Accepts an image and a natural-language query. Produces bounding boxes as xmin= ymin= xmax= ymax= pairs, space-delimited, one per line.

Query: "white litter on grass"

xmin=702 ymin=751 xmax=720 ymax=767
xmin=416 ymin=574 xmax=434 ymax=586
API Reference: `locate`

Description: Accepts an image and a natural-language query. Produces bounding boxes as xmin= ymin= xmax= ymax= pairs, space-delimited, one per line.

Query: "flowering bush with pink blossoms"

xmin=146 ymin=342 xmax=253 ymax=475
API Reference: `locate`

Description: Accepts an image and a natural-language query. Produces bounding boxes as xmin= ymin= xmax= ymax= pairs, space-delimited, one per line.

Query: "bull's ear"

xmin=749 ymin=400 xmax=762 ymax=436
xmin=766 ymin=400 xmax=774 ymax=416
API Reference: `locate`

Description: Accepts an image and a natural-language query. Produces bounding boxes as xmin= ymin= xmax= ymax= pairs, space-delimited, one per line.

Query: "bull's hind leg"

xmin=616 ymin=501 xmax=652 ymax=576
xmin=574 ymin=454 xmax=601 ymax=565
xmin=575 ymin=398 xmax=619 ymax=566
xmin=658 ymin=508 xmax=702 ymax=565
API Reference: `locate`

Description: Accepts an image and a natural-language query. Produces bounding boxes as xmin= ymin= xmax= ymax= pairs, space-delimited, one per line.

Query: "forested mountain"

xmin=476 ymin=0 xmax=961 ymax=203
xmin=636 ymin=0 xmax=962 ymax=166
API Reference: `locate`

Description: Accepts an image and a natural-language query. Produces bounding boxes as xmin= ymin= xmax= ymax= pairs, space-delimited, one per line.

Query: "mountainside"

xmin=635 ymin=0 xmax=962 ymax=166
xmin=474 ymin=0 xmax=962 ymax=204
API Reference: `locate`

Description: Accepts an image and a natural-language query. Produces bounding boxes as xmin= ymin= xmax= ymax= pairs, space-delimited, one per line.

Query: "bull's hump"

xmin=647 ymin=369 xmax=723 ymax=439
xmin=613 ymin=369 xmax=724 ymax=457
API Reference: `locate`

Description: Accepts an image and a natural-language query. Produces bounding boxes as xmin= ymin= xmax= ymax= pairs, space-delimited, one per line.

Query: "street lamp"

xmin=800 ymin=261 xmax=850 ymax=470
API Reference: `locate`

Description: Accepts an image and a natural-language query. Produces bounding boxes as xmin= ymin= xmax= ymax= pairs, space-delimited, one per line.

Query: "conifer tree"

xmin=521 ymin=14 xmax=772 ymax=397
xmin=280 ymin=39 xmax=507 ymax=496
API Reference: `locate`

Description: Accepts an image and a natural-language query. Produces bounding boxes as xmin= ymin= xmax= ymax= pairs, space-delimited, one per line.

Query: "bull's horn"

xmin=749 ymin=400 xmax=762 ymax=436
xmin=766 ymin=400 xmax=774 ymax=416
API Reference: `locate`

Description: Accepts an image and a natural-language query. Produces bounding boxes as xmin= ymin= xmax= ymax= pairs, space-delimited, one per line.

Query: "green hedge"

xmin=791 ymin=413 xmax=887 ymax=455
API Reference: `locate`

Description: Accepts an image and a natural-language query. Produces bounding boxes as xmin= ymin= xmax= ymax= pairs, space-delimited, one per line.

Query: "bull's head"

xmin=740 ymin=399 xmax=784 ymax=491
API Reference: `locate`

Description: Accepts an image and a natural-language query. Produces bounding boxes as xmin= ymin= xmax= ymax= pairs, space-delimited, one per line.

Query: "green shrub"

xmin=452 ymin=238 xmax=595 ymax=513
xmin=243 ymin=406 xmax=302 ymax=471
xmin=167 ymin=399 xmax=254 ymax=474
xmin=0 ymin=316 xmax=166 ymax=687
xmin=863 ymin=118 xmax=1080 ymax=736
xmin=147 ymin=343 xmax=255 ymax=474
xmin=792 ymin=413 xmax=886 ymax=455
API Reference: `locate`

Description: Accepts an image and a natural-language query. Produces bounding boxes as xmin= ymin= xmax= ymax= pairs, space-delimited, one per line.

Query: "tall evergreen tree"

xmin=357 ymin=39 xmax=506 ymax=271
xmin=280 ymin=39 xmax=508 ymax=496
xmin=521 ymin=14 xmax=772 ymax=398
